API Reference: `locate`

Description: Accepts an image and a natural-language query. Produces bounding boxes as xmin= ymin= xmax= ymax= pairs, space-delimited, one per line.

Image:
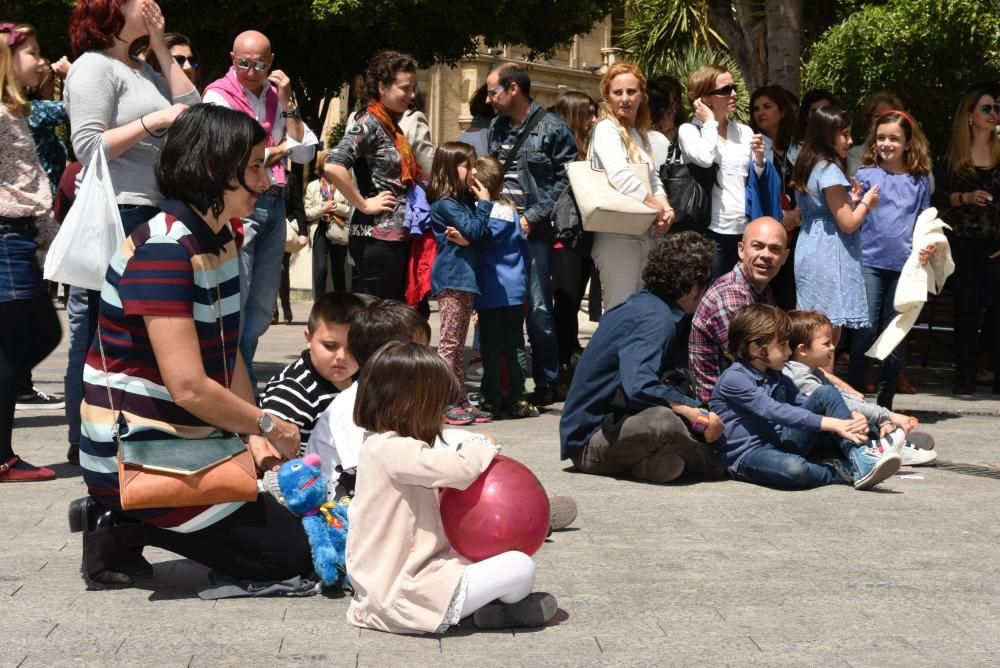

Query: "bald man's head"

xmin=230 ymin=30 xmax=273 ymax=94
xmin=738 ymin=216 xmax=789 ymax=292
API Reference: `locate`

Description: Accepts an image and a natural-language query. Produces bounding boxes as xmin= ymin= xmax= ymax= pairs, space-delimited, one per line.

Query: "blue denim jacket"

xmin=430 ymin=198 xmax=493 ymax=295
xmin=487 ymin=101 xmax=579 ymax=226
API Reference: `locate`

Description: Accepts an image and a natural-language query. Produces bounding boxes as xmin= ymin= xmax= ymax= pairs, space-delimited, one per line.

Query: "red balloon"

xmin=440 ymin=455 xmax=551 ymax=562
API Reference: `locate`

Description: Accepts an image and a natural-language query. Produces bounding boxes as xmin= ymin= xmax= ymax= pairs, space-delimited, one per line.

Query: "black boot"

xmin=68 ymin=497 xmax=147 ymax=590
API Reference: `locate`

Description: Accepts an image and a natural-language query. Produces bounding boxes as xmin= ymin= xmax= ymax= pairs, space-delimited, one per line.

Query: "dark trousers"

xmin=0 ymin=295 xmax=62 ymax=459
xmin=551 ymin=245 xmax=594 ymax=366
xmin=276 ymin=252 xmax=292 ymax=321
xmin=142 ymin=494 xmax=313 ymax=582
xmin=478 ymin=305 xmax=528 ymax=407
xmin=769 ymin=229 xmax=798 ymax=310
xmin=950 ymin=236 xmax=1000 ymax=381
xmin=707 ymin=230 xmax=742 ymax=281
xmin=312 ymin=224 xmax=348 ymax=298
xmin=571 ymin=406 xmax=726 ymax=480
xmin=348 ymin=236 xmax=409 ymax=300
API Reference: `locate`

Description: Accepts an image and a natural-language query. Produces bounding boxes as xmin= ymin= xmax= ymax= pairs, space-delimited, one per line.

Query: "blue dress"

xmin=794 ymin=161 xmax=869 ymax=328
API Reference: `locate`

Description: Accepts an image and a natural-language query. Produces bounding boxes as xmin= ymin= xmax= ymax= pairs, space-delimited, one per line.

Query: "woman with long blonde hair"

xmin=589 ymin=62 xmax=673 ymax=310
xmin=932 ymin=85 xmax=1000 ymax=394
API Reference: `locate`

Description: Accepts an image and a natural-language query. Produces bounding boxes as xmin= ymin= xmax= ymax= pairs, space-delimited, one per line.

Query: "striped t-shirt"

xmin=80 ymin=200 xmax=244 ymax=532
xmin=260 ymin=350 xmax=342 ymax=455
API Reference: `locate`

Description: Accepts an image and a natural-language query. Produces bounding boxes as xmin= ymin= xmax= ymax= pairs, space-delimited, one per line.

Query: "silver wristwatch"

xmin=258 ymin=412 xmax=274 ymax=436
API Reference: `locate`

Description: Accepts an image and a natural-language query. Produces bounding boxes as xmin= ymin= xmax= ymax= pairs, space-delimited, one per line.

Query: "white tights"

xmin=459 ymin=550 xmax=536 ymax=619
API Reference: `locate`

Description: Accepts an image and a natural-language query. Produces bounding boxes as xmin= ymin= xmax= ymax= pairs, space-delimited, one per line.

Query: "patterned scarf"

xmin=367 ymin=100 xmax=424 ymax=186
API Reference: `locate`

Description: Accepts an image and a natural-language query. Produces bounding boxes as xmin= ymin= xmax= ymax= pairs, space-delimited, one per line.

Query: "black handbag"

xmin=660 ymin=141 xmax=717 ymax=234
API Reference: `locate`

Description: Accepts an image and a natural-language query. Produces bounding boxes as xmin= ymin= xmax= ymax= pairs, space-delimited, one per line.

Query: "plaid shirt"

xmin=690 ymin=262 xmax=775 ymax=402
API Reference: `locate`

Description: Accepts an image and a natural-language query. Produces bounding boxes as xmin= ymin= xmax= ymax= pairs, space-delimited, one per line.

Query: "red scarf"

xmin=366 ymin=100 xmax=423 ymax=186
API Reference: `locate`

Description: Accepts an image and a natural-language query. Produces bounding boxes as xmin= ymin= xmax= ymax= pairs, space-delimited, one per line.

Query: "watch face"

xmin=260 ymin=413 xmax=273 ymax=432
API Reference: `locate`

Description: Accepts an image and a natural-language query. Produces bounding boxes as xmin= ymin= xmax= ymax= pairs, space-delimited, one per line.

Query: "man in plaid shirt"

xmin=690 ymin=218 xmax=789 ymax=402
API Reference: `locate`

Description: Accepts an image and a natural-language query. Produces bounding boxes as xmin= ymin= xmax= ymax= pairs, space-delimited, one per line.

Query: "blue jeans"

xmin=707 ymin=230 xmax=742 ymax=281
xmin=734 ymin=385 xmax=854 ymax=489
xmin=63 ymin=287 xmax=89 ymax=447
xmin=525 ymin=237 xmax=558 ymax=391
xmin=847 ymin=266 xmax=901 ymax=409
xmin=238 ymin=194 xmax=287 ymax=392
xmin=0 ymin=218 xmax=44 ymax=301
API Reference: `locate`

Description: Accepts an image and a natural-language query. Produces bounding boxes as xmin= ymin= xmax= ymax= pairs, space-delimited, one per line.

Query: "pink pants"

xmin=437 ymin=289 xmax=475 ymax=394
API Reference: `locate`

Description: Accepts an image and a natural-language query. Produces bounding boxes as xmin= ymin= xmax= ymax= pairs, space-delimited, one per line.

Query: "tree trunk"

xmin=707 ymin=0 xmax=766 ymax=94
xmin=765 ymin=0 xmax=802 ymax=93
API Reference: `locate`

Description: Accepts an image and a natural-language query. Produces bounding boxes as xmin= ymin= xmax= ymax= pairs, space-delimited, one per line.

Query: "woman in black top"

xmin=932 ymin=85 xmax=1000 ymax=394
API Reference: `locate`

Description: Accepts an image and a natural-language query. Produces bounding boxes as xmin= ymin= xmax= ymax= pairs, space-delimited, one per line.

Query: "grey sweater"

xmin=65 ymin=51 xmax=200 ymax=206
xmin=782 ymin=360 xmax=891 ymax=425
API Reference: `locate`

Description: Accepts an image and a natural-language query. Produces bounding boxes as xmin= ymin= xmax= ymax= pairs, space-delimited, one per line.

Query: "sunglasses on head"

xmin=173 ymin=54 xmax=199 ymax=69
xmin=978 ymin=104 xmax=1000 ymax=115
xmin=235 ymin=57 xmax=268 ymax=72
xmin=707 ymin=84 xmax=738 ymax=97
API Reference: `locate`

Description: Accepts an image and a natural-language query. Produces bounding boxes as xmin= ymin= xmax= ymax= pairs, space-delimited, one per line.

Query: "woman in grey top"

xmin=66 ymin=0 xmax=199 ymax=236
xmin=63 ymin=0 xmax=199 ymax=465
xmin=325 ymin=50 xmax=423 ymax=300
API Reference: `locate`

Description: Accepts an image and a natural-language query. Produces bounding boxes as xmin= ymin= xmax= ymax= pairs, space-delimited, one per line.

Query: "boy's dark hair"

xmin=306 ymin=292 xmax=368 ymax=334
xmin=642 ymin=231 xmax=714 ymax=301
xmin=156 ymin=104 xmax=266 ymax=216
xmin=347 ymin=299 xmax=431 ymax=369
xmin=787 ymin=310 xmax=833 ymax=351
xmin=468 ymin=83 xmax=496 ymax=119
xmin=354 ymin=341 xmax=460 ymax=446
xmin=494 ymin=63 xmax=531 ymax=98
xmin=726 ymin=304 xmax=791 ymax=362
xmin=365 ymin=50 xmax=418 ymax=101
xmin=474 ymin=156 xmax=504 ymax=200
xmin=425 ymin=141 xmax=477 ymax=203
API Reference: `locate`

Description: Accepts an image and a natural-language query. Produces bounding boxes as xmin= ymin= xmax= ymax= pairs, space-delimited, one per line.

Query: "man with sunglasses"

xmin=486 ymin=63 xmax=578 ymax=407
xmin=203 ymin=30 xmax=318 ymax=392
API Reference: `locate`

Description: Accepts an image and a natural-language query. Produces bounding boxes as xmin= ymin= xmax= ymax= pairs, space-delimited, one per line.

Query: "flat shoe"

xmin=473 ymin=592 xmax=558 ymax=629
xmin=0 ymin=456 xmax=56 ymax=483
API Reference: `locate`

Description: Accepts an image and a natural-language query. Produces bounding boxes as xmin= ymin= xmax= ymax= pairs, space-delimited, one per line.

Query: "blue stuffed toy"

xmin=276 ymin=453 xmax=349 ymax=587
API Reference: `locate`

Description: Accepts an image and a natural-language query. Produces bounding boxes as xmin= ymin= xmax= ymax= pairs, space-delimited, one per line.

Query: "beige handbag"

xmin=566 ymin=141 xmax=658 ymax=236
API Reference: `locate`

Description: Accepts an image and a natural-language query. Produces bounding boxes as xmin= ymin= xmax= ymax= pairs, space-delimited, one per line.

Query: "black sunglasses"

xmin=978 ymin=104 xmax=1000 ymax=115
xmin=707 ymin=84 xmax=738 ymax=97
xmin=173 ymin=54 xmax=200 ymax=69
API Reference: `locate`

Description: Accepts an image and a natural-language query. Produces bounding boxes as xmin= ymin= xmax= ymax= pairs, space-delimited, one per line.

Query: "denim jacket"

xmin=430 ymin=198 xmax=493 ymax=295
xmin=487 ymin=101 xmax=579 ymax=226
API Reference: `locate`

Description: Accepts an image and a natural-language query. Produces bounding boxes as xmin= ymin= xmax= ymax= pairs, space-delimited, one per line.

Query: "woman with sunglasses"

xmin=679 ymin=65 xmax=766 ymax=279
xmin=932 ymin=86 xmax=1000 ymax=394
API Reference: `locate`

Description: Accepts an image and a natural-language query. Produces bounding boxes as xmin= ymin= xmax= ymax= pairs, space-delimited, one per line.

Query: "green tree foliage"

xmin=619 ymin=0 xmax=723 ymax=62
xmin=802 ymin=0 xmax=1000 ymax=152
xmin=5 ymin=0 xmax=615 ymax=125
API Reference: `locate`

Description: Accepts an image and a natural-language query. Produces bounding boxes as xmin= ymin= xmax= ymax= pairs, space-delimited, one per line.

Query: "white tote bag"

xmin=43 ymin=148 xmax=124 ymax=291
xmin=566 ymin=142 xmax=658 ymax=236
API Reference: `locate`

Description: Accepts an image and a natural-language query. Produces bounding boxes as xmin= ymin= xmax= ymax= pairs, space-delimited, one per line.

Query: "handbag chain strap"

xmin=98 ymin=278 xmax=228 ymax=443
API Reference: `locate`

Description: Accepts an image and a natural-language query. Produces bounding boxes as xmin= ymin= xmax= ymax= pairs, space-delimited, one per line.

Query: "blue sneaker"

xmin=849 ymin=444 xmax=901 ymax=490
xmin=821 ymin=458 xmax=852 ymax=485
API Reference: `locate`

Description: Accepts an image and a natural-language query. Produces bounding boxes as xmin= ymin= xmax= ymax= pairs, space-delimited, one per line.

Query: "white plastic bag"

xmin=43 ymin=148 xmax=124 ymax=291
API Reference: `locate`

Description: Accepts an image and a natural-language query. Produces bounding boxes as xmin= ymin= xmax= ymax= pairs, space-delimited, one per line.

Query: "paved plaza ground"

xmin=3 ymin=300 xmax=1000 ymax=666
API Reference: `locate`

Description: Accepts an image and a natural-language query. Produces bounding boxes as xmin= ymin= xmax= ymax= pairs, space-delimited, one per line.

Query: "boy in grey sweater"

xmin=783 ymin=310 xmax=937 ymax=466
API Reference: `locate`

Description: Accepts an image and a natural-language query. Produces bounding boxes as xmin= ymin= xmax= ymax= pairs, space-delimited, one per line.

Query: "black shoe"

xmin=528 ymin=386 xmax=558 ymax=407
xmin=473 ymin=592 xmax=558 ymax=629
xmin=15 ymin=387 xmax=65 ymax=410
xmin=66 ymin=443 xmax=79 ymax=465
xmin=68 ymin=497 xmax=145 ymax=590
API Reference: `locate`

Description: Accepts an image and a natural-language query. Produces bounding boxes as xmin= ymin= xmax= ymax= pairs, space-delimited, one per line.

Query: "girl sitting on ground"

xmin=346 ymin=340 xmax=557 ymax=634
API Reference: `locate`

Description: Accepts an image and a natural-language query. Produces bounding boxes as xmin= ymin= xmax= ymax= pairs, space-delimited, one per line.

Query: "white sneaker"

xmin=900 ymin=443 xmax=938 ymax=466
xmin=878 ymin=427 xmax=907 ymax=457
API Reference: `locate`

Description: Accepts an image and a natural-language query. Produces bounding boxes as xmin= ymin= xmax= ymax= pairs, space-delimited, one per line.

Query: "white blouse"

xmin=591 ymin=119 xmax=665 ymax=202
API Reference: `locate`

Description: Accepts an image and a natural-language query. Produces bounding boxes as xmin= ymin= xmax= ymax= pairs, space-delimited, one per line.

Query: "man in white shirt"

xmin=203 ymin=30 xmax=318 ymax=391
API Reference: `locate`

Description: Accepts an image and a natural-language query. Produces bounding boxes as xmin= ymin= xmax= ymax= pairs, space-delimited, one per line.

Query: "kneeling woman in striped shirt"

xmin=69 ymin=104 xmax=309 ymax=590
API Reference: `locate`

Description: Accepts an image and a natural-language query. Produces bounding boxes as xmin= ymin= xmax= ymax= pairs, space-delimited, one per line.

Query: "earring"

xmin=210 ymin=197 xmax=223 ymax=218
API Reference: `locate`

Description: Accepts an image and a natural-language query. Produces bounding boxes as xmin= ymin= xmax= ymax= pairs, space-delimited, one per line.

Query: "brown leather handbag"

xmin=97 ymin=283 xmax=259 ymax=511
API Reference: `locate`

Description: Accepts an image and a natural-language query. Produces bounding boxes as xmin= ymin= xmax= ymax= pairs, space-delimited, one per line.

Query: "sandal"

xmin=0 ymin=455 xmax=56 ymax=483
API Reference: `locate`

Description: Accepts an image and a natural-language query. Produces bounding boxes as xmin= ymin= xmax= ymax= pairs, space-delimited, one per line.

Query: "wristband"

xmin=857 ymin=200 xmax=869 ymax=212
xmin=691 ymin=408 xmax=711 ymax=434
xmin=280 ymin=107 xmax=300 ymax=118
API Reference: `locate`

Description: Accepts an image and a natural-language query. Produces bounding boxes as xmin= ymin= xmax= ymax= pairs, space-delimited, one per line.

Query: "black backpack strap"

xmin=502 ymin=107 xmax=546 ymax=173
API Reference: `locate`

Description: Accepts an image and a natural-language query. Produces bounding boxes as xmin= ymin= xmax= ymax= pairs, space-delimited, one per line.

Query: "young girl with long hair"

xmin=0 ymin=22 xmax=63 ymax=482
xmin=847 ymin=110 xmax=936 ymax=408
xmin=427 ymin=141 xmax=494 ymax=425
xmin=792 ymin=106 xmax=879 ymax=362
xmin=932 ymin=85 xmax=1000 ymax=394
xmin=347 ymin=340 xmax=557 ymax=634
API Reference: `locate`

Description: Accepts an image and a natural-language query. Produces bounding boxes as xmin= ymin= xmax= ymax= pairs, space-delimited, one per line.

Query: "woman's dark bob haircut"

xmin=155 ymin=104 xmax=267 ymax=215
